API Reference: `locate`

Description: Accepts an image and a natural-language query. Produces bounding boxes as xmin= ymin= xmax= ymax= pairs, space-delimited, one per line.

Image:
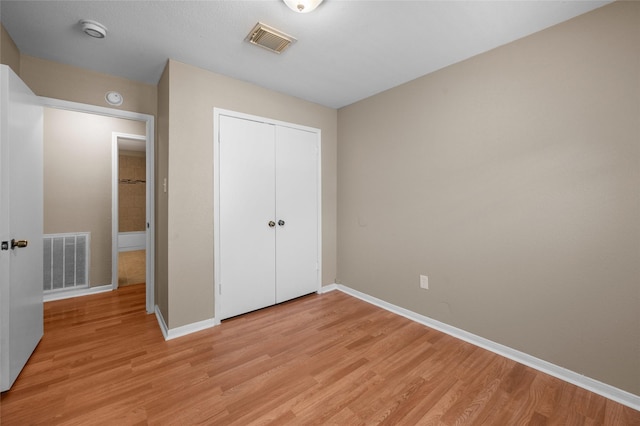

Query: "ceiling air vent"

xmin=245 ymin=22 xmax=296 ymax=54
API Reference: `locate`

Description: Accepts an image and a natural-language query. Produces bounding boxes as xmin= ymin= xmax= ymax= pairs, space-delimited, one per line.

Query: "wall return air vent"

xmin=245 ymin=22 xmax=296 ymax=54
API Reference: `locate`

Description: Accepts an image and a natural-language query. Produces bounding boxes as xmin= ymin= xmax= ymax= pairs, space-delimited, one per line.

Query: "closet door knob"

xmin=278 ymin=220 xmax=285 ymax=226
xmin=268 ymin=221 xmax=276 ymax=228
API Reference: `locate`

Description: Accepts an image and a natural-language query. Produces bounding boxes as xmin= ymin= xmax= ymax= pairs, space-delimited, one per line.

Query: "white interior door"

xmin=0 ymin=65 xmax=44 ymax=392
xmin=219 ymin=115 xmax=276 ymax=319
xmin=275 ymin=126 xmax=319 ymax=303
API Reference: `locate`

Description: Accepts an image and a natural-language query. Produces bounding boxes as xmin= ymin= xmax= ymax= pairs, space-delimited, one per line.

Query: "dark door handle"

xmin=268 ymin=221 xmax=276 ymax=228
xmin=278 ymin=220 xmax=285 ymax=227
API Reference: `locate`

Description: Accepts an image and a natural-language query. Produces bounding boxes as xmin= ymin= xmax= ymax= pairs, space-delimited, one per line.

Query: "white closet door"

xmin=219 ymin=115 xmax=276 ymax=319
xmin=275 ymin=126 xmax=319 ymax=303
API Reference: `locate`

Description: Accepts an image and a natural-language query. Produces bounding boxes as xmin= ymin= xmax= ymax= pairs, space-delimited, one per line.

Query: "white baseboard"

xmin=154 ymin=305 xmax=217 ymax=341
xmin=43 ymin=284 xmax=112 ymax=302
xmin=154 ymin=305 xmax=169 ymax=339
xmin=324 ymin=284 xmax=640 ymax=411
xmin=319 ymin=283 xmax=339 ymax=294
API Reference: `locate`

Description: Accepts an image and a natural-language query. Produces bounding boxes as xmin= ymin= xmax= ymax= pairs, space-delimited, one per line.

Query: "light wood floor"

xmin=118 ymin=250 xmax=146 ymax=287
xmin=1 ymin=285 xmax=638 ymax=425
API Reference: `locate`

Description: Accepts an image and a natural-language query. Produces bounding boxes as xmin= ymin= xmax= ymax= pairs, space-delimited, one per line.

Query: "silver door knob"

xmin=278 ymin=220 xmax=285 ymax=226
xmin=268 ymin=221 xmax=276 ymax=228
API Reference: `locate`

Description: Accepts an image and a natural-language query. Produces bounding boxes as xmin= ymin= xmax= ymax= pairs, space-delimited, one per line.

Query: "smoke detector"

xmin=80 ymin=19 xmax=107 ymax=39
xmin=245 ymin=22 xmax=296 ymax=54
xmin=105 ymin=91 xmax=123 ymax=106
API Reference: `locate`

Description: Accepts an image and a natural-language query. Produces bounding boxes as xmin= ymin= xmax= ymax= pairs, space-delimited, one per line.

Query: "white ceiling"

xmin=119 ymin=137 xmax=146 ymax=153
xmin=1 ymin=1 xmax=611 ymax=109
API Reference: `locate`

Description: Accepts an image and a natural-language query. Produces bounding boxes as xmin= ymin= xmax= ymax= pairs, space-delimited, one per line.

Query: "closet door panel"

xmin=275 ymin=126 xmax=319 ymax=303
xmin=219 ymin=116 xmax=276 ymax=319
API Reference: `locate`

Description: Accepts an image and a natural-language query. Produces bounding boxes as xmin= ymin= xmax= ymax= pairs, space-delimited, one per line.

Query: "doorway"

xmin=40 ymin=97 xmax=155 ymax=313
xmin=114 ymin=134 xmax=147 ymax=289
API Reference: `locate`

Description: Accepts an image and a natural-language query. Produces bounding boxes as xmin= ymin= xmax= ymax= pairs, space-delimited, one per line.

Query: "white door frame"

xmin=213 ymin=108 xmax=322 ymax=323
xmin=40 ymin=97 xmax=155 ymax=314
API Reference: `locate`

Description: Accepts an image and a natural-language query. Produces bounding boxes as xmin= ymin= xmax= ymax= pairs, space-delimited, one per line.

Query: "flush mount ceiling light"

xmin=283 ymin=0 xmax=324 ymax=13
xmin=80 ymin=19 xmax=107 ymax=39
xmin=245 ymin=22 xmax=296 ymax=54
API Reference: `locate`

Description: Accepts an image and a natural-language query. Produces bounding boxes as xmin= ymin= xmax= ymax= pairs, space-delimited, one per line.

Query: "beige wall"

xmin=0 ymin=24 xmax=20 ymax=75
xmin=156 ymin=64 xmax=170 ymax=323
xmin=44 ymin=108 xmax=145 ymax=286
xmin=163 ymin=60 xmax=337 ymax=329
xmin=19 ymin=55 xmax=157 ymax=117
xmin=337 ymin=1 xmax=639 ymax=396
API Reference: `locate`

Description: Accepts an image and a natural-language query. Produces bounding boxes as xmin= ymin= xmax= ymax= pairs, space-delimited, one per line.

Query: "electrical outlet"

xmin=420 ymin=275 xmax=429 ymax=290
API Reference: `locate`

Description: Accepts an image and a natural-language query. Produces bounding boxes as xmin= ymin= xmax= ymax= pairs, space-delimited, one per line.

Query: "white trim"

xmin=43 ymin=284 xmax=112 ymax=302
xmin=118 ymin=231 xmax=146 ymax=252
xmin=316 ymin=129 xmax=323 ymax=299
xmin=213 ymin=111 xmax=221 ymax=323
xmin=154 ymin=305 xmax=217 ymax=341
xmin=213 ymin=108 xmax=322 ymax=321
xmin=144 ymin=124 xmax=155 ymax=315
xmin=328 ymin=284 xmax=640 ymax=411
xmin=214 ymin=108 xmax=321 ymax=134
xmin=318 ymin=283 xmax=339 ymax=294
xmin=39 ymin=97 xmax=150 ymax=122
xmin=40 ymin=96 xmax=155 ymax=314
xmin=154 ymin=305 xmax=169 ymax=340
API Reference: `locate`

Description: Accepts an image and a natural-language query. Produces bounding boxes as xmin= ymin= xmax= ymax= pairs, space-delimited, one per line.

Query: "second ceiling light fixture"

xmin=283 ymin=0 xmax=324 ymax=14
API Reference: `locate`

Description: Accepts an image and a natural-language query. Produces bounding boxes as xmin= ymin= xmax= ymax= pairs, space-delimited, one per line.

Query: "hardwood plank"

xmin=1 ymin=284 xmax=638 ymax=425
